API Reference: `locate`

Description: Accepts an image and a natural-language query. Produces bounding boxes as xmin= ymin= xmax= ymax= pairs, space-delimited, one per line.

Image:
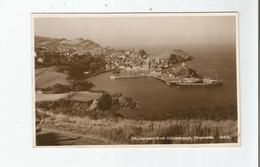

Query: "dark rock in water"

xmin=118 ymin=96 xmax=137 ymax=109
xmin=111 ymin=93 xmax=139 ymax=110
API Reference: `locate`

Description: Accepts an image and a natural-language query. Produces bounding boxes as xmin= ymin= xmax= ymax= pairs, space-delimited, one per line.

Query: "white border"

xmin=0 ymin=1 xmax=257 ymax=167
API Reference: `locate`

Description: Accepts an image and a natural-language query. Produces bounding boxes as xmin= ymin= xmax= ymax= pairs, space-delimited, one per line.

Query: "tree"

xmin=139 ymin=49 xmax=147 ymax=55
xmin=66 ymin=53 xmax=106 ymax=80
xmin=67 ymin=65 xmax=86 ymax=80
xmin=139 ymin=50 xmax=148 ymax=58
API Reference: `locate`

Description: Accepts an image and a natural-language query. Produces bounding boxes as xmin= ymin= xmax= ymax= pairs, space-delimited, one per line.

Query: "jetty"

xmin=174 ymin=80 xmax=223 ymax=87
xmin=110 ymin=75 xmax=148 ymax=79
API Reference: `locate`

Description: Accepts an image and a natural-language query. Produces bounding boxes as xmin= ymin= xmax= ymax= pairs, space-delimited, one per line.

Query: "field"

xmin=36 ymin=91 xmax=102 ymax=102
xmin=35 ymin=66 xmax=70 ymax=88
xmin=69 ymin=91 xmax=102 ymax=101
xmin=36 ymin=92 xmax=70 ymax=101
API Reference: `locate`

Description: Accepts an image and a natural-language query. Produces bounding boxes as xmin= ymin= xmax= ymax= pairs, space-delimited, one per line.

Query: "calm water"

xmin=88 ymin=45 xmax=237 ymax=119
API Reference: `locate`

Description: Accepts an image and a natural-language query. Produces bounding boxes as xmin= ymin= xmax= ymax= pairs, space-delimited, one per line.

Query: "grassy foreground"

xmin=37 ymin=111 xmax=238 ymax=145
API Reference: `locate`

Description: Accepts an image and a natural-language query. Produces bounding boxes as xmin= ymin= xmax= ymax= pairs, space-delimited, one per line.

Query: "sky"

xmin=34 ymin=15 xmax=236 ymax=49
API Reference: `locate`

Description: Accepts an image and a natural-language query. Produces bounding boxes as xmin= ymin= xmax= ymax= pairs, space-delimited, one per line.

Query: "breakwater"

xmin=110 ymin=74 xmax=223 ymax=87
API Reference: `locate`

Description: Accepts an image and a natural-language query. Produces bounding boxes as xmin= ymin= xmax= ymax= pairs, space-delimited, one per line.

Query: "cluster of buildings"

xmin=104 ymin=49 xmax=172 ymax=73
xmin=104 ymin=49 xmax=182 ymax=80
xmin=104 ymin=49 xmax=149 ymax=71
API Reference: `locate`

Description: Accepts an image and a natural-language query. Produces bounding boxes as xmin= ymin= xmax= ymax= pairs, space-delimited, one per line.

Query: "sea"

xmin=88 ymin=44 xmax=238 ymax=120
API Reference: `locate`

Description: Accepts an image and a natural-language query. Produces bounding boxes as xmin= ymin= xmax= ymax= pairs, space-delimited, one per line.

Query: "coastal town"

xmin=104 ymin=48 xmax=223 ymax=87
xmin=35 ymin=36 xmax=223 ymax=88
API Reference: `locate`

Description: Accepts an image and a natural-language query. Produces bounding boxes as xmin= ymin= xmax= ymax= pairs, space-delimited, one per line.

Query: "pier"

xmin=110 ymin=74 xmax=223 ymax=88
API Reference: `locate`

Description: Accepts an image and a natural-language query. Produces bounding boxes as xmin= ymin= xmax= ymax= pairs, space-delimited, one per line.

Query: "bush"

xmin=66 ymin=54 xmax=106 ymax=80
xmin=42 ymin=84 xmax=71 ymax=93
xmin=71 ymin=80 xmax=94 ymax=91
xmin=67 ymin=65 xmax=86 ymax=80
xmin=98 ymin=93 xmax=112 ymax=111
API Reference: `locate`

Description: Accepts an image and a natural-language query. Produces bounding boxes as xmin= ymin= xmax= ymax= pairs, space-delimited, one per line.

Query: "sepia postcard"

xmin=32 ymin=13 xmax=239 ymax=147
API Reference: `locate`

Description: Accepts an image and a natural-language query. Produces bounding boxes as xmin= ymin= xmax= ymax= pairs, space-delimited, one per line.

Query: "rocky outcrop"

xmin=118 ymin=96 xmax=137 ymax=109
xmin=111 ymin=93 xmax=139 ymax=110
xmin=88 ymin=98 xmax=99 ymax=111
xmin=162 ymin=63 xmax=201 ymax=78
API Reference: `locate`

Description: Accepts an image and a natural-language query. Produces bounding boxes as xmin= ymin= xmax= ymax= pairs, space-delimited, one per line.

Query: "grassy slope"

xmin=35 ymin=67 xmax=70 ymax=89
xmin=37 ymin=112 xmax=238 ymax=145
xmin=36 ymin=128 xmax=116 ymax=146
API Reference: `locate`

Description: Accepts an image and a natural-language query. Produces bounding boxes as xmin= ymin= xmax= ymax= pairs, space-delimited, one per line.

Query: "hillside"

xmin=35 ymin=36 xmax=100 ymax=49
xmin=161 ymin=63 xmax=201 ymax=78
xmin=35 ymin=36 xmax=103 ymax=58
xmin=156 ymin=49 xmax=193 ymax=62
xmin=34 ymin=36 xmax=60 ymax=44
